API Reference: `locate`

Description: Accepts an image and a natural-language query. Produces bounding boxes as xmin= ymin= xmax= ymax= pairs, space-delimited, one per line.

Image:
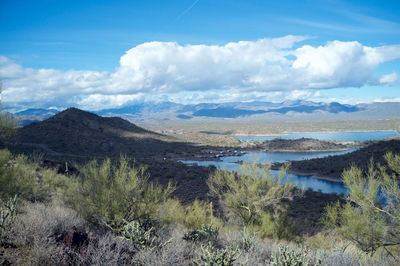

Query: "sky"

xmin=0 ymin=0 xmax=399 ymax=110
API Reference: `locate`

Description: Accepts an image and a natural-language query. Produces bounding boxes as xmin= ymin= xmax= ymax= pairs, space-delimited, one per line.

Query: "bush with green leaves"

xmin=183 ymin=224 xmax=219 ymax=242
xmin=182 ymin=200 xmax=222 ymax=229
xmin=74 ymin=156 xmax=175 ymax=229
xmin=157 ymin=198 xmax=222 ymax=229
xmin=0 ymin=149 xmax=75 ymax=202
xmin=0 ymin=111 xmax=17 ymax=139
xmin=0 ymin=195 xmax=17 ymax=239
xmin=271 ymin=245 xmax=321 ymax=266
xmin=194 ymin=243 xmax=240 ymax=266
xmin=323 ymin=153 xmax=400 ymax=258
xmin=208 ymin=163 xmax=298 ymax=238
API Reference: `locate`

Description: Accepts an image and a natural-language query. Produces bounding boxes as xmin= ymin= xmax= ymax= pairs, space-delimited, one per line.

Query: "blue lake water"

xmin=236 ymin=130 xmax=399 ymax=143
xmin=181 ymin=149 xmax=357 ymax=195
xmin=182 ymin=131 xmax=400 ymax=195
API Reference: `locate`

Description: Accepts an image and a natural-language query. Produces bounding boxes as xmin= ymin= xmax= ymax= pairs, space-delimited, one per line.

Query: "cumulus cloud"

xmin=76 ymin=93 xmax=146 ymax=110
xmin=1 ymin=36 xmax=399 ymax=109
xmin=378 ymin=72 xmax=398 ymax=85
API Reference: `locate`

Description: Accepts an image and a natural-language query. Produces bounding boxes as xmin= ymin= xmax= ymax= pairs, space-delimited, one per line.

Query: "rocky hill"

xmin=2 ymin=108 xmax=201 ymax=161
xmin=287 ymin=139 xmax=400 ymax=179
xmin=257 ymin=138 xmax=350 ymax=152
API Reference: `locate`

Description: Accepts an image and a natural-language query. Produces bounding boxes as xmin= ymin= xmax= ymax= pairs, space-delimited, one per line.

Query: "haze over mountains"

xmin=10 ymin=100 xmax=400 ymax=124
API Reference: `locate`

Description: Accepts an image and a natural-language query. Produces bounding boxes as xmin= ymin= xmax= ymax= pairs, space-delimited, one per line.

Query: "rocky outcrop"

xmin=256 ymin=137 xmax=350 ymax=152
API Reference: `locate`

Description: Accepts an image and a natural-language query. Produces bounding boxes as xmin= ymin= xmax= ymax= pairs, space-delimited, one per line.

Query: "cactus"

xmin=194 ymin=244 xmax=240 ymax=266
xmin=121 ymin=220 xmax=157 ymax=250
xmin=0 ymin=195 xmax=17 ymax=239
xmin=271 ymin=245 xmax=321 ymax=266
xmin=183 ymin=224 xmax=219 ymax=242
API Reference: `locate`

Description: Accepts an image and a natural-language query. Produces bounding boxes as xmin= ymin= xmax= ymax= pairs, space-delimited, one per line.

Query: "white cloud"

xmin=1 ymin=37 xmax=399 ymax=109
xmin=378 ymin=72 xmax=398 ymax=85
xmin=76 ymin=93 xmax=146 ymax=110
xmin=286 ymin=90 xmax=321 ymax=100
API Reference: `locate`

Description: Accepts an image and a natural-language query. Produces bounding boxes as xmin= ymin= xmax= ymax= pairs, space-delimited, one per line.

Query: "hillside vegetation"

xmin=1 ymin=148 xmax=399 ymax=265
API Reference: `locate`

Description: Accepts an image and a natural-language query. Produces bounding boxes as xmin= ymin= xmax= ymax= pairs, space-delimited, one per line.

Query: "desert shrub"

xmin=73 ymin=156 xmax=175 ymax=230
xmin=183 ymin=199 xmax=222 ymax=228
xmin=303 ymin=232 xmax=344 ymax=251
xmin=0 ymin=111 xmax=17 ymax=139
xmin=159 ymin=198 xmax=222 ymax=228
xmin=131 ymin=228 xmax=195 ymax=265
xmin=0 ymin=195 xmax=17 ymax=240
xmin=225 ymin=229 xmax=257 ymax=252
xmin=76 ymin=233 xmax=136 ymax=265
xmin=156 ymin=198 xmax=186 ymax=224
xmin=208 ymin=163 xmax=297 ymax=238
xmin=194 ymin=243 xmax=240 ymax=266
xmin=183 ymin=224 xmax=219 ymax=242
xmin=3 ymin=200 xmax=86 ymax=265
xmin=323 ymin=153 xmax=400 ymax=259
xmin=0 ymin=149 xmax=75 ymax=202
xmin=270 ymin=245 xmax=321 ymax=266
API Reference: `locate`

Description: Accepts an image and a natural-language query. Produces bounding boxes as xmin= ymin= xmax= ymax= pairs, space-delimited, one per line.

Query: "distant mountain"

xmin=96 ymin=101 xmax=183 ymax=116
xmin=15 ymin=108 xmax=59 ymax=117
xmin=176 ymin=114 xmax=192 ymax=120
xmin=4 ymin=108 xmax=200 ymax=160
xmin=10 ymin=101 xmax=400 ymax=121
xmin=191 ymin=101 xmax=359 ymax=118
xmin=192 ymin=107 xmax=267 ymax=118
xmin=13 ymin=108 xmax=60 ymax=126
xmin=19 ymin=119 xmax=40 ymax=127
xmin=262 ymin=101 xmax=359 ymax=115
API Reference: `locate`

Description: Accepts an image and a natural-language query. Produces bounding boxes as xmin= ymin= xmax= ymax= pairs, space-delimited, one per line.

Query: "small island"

xmin=252 ymin=137 xmax=355 ymax=152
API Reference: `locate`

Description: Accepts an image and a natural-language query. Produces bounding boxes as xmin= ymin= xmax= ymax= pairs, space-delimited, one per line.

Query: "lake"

xmin=182 ymin=130 xmax=400 ymax=195
xmin=236 ymin=130 xmax=399 ymax=142
xmin=181 ymin=149 xmax=353 ymax=195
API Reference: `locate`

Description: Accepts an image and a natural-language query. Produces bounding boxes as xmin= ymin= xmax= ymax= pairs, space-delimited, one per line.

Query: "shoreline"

xmin=234 ymin=129 xmax=399 ymax=137
xmin=179 ymin=146 xmax=356 ymax=162
xmin=287 ymin=169 xmax=343 ymax=183
xmin=270 ymin=164 xmax=343 ymax=183
xmin=259 ymin=147 xmax=355 ymax=153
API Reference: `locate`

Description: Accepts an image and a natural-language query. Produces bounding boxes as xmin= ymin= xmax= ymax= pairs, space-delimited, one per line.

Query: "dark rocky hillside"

xmin=288 ymin=139 xmax=400 ymax=179
xmin=2 ymin=108 xmax=201 ymax=160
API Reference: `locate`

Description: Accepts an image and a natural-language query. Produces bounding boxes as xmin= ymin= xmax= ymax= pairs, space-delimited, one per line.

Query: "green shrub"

xmin=155 ymin=198 xmax=187 ymax=225
xmin=151 ymin=197 xmax=222 ymax=230
xmin=208 ymin=163 xmax=297 ymax=239
xmin=73 ymin=156 xmax=175 ymax=229
xmin=0 ymin=149 xmax=75 ymax=202
xmin=0 ymin=111 xmax=17 ymax=139
xmin=183 ymin=200 xmax=222 ymax=228
xmin=323 ymin=153 xmax=400 ymax=258
xmin=183 ymin=224 xmax=219 ymax=242
xmin=194 ymin=243 xmax=240 ymax=266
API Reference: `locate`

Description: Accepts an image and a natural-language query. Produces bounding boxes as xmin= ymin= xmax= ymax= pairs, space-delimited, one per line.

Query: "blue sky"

xmin=0 ymin=0 xmax=399 ymax=109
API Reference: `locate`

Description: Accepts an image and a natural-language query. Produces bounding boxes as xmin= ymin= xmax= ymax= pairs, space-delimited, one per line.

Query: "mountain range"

xmin=9 ymin=100 xmax=400 ymax=123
